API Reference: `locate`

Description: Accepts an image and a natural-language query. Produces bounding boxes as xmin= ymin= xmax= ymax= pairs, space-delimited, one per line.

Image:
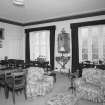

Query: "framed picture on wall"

xmin=0 ymin=28 xmax=4 ymax=40
xmin=58 ymin=28 xmax=70 ymax=53
xmin=0 ymin=28 xmax=4 ymax=48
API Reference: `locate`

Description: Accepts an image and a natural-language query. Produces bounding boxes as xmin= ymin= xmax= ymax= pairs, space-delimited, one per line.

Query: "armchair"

xmin=74 ymin=68 xmax=105 ymax=103
xmin=26 ymin=67 xmax=54 ymax=98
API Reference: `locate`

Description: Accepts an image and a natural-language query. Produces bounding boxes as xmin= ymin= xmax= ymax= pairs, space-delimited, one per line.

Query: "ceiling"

xmin=0 ymin=0 xmax=105 ymax=24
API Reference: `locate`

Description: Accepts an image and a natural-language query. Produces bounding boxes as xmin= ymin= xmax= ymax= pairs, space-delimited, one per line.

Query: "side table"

xmin=68 ymin=72 xmax=78 ymax=93
xmin=46 ymin=72 xmax=56 ymax=82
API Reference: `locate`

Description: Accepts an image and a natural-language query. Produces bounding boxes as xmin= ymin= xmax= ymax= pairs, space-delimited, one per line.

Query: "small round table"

xmin=68 ymin=72 xmax=78 ymax=93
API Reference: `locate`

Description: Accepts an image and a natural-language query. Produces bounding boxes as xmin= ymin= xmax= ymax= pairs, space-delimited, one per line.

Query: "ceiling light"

xmin=13 ymin=0 xmax=24 ymax=6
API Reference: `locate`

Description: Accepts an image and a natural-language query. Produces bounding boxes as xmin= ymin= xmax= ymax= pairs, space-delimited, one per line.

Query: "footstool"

xmin=47 ymin=93 xmax=79 ymax=105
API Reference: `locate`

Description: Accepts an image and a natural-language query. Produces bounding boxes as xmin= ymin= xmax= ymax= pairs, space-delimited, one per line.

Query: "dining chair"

xmin=0 ymin=74 xmax=5 ymax=92
xmin=5 ymin=70 xmax=27 ymax=104
xmin=0 ymin=69 xmax=13 ymax=100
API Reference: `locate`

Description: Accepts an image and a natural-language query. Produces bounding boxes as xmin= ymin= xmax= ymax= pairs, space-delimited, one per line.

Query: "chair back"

xmin=0 ymin=73 xmax=5 ymax=86
xmin=12 ymin=71 xmax=27 ymax=88
xmin=5 ymin=70 xmax=27 ymax=89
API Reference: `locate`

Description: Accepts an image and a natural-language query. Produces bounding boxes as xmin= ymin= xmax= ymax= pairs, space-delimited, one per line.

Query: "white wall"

xmin=24 ymin=15 xmax=105 ymax=72
xmin=0 ymin=22 xmax=24 ymax=60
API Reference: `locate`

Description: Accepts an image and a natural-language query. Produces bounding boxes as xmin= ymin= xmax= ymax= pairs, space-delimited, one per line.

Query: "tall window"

xmin=79 ymin=25 xmax=105 ymax=62
xmin=25 ymin=25 xmax=56 ymax=70
xmin=30 ymin=30 xmax=50 ymax=61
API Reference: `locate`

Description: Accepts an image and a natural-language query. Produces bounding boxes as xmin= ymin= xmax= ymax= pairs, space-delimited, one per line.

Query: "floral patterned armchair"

xmin=74 ymin=68 xmax=105 ymax=103
xmin=26 ymin=67 xmax=54 ymax=98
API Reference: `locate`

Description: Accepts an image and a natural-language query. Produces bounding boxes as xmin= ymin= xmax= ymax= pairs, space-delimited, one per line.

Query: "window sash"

xmin=79 ymin=25 xmax=105 ymax=62
xmin=29 ymin=30 xmax=50 ymax=61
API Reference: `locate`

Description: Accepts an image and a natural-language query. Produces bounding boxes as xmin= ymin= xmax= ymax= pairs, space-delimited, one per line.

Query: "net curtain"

xmin=29 ymin=31 xmax=50 ymax=61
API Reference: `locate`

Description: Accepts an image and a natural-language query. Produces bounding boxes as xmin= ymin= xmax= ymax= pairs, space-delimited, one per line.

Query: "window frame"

xmin=25 ymin=25 xmax=56 ymax=70
xmin=70 ymin=20 xmax=105 ymax=73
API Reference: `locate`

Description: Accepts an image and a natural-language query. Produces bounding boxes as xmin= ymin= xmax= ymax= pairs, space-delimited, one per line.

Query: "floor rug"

xmin=47 ymin=92 xmax=79 ymax=105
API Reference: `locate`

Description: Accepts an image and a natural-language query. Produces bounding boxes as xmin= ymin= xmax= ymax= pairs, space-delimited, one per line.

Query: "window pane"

xmin=92 ymin=38 xmax=98 ymax=60
xmin=79 ymin=25 xmax=105 ymax=63
xmin=79 ymin=27 xmax=88 ymax=62
xmin=30 ymin=31 xmax=50 ymax=61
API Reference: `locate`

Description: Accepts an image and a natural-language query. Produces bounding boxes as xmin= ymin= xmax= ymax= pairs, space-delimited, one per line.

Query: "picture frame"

xmin=0 ymin=28 xmax=4 ymax=40
xmin=0 ymin=28 xmax=4 ymax=48
xmin=58 ymin=28 xmax=70 ymax=53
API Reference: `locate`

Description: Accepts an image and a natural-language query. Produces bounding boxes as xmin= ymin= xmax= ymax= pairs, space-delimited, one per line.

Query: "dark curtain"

xmin=25 ymin=30 xmax=30 ymax=63
xmin=50 ymin=29 xmax=55 ymax=70
xmin=25 ymin=26 xmax=56 ymax=70
xmin=71 ymin=25 xmax=79 ymax=73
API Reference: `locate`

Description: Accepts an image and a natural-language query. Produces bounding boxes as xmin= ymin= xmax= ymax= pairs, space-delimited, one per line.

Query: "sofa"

xmin=26 ymin=67 xmax=54 ymax=98
xmin=74 ymin=68 xmax=105 ymax=103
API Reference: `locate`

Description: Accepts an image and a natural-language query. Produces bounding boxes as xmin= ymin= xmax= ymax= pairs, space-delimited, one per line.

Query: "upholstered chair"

xmin=74 ymin=68 xmax=105 ymax=103
xmin=26 ymin=67 xmax=54 ymax=98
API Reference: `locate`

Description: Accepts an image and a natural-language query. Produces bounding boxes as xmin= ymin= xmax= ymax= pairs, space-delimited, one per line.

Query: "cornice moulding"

xmin=0 ymin=10 xmax=105 ymax=26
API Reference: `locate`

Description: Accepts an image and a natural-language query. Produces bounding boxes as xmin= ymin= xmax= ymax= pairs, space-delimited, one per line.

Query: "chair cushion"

xmin=27 ymin=67 xmax=44 ymax=81
xmin=76 ymin=82 xmax=104 ymax=103
xmin=26 ymin=67 xmax=54 ymax=98
xmin=27 ymin=79 xmax=53 ymax=97
xmin=82 ymin=68 xmax=103 ymax=86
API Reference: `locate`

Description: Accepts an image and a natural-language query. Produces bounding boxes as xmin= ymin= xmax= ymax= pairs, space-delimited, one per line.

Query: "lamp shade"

xmin=59 ymin=46 xmax=65 ymax=53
